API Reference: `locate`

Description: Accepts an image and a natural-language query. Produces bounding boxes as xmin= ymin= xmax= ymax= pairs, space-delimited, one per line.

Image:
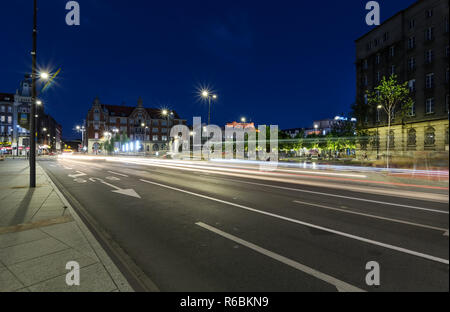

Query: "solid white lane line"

xmin=140 ymin=178 xmax=449 ymax=265
xmin=108 ymin=171 xmax=129 ymax=177
xmin=293 ymin=200 xmax=449 ymax=234
xmin=196 ymin=222 xmax=364 ymax=292
xmin=220 ymin=178 xmax=449 ymax=215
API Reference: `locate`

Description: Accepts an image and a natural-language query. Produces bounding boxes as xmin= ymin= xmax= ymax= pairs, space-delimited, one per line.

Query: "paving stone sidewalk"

xmin=0 ymin=158 xmax=133 ymax=292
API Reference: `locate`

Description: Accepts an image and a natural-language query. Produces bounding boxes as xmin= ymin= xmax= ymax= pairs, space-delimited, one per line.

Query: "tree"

xmin=366 ymin=75 xmax=413 ymax=168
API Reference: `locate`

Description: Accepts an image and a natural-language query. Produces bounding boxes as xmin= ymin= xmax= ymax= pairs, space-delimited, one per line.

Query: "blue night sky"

xmin=1 ymin=0 xmax=416 ymax=139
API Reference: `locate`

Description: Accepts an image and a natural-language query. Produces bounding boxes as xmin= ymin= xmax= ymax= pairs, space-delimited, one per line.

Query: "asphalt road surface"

xmin=39 ymin=156 xmax=449 ymax=292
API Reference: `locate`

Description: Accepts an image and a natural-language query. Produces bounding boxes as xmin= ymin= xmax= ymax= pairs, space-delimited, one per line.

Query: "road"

xmin=39 ymin=156 xmax=449 ymax=292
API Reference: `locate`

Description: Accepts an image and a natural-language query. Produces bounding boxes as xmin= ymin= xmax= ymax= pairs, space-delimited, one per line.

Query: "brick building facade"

xmin=85 ymin=97 xmax=186 ymax=154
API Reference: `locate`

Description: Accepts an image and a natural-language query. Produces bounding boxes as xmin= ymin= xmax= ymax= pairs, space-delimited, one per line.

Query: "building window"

xmin=446 ymin=94 xmax=449 ymax=112
xmin=152 ymin=128 xmax=158 ymax=133
xmin=426 ymin=98 xmax=434 ymax=114
xmin=376 ymin=71 xmax=381 ymax=82
xmin=425 ymin=73 xmax=434 ymax=89
xmin=363 ymin=75 xmax=368 ymax=86
xmin=7 ymin=106 xmax=12 ymax=113
xmin=7 ymin=116 xmax=12 ymax=124
xmin=389 ymin=46 xmax=395 ymax=57
xmin=425 ymin=27 xmax=433 ymax=41
xmin=407 ymin=129 xmax=416 ymax=147
xmin=152 ymin=135 xmax=158 ymax=141
xmin=409 ymin=19 xmax=415 ymax=29
xmin=390 ymin=65 xmax=395 ymax=75
xmin=408 ymin=37 xmax=415 ymax=49
xmin=374 ymin=38 xmax=379 ymax=47
xmin=445 ymin=18 xmax=449 ymax=33
xmin=424 ymin=127 xmax=435 ymax=147
xmin=425 ymin=50 xmax=433 ymax=64
xmin=162 ymin=135 xmax=168 ymax=141
xmin=0 ymin=106 xmax=4 ymax=112
xmin=363 ymin=59 xmax=368 ymax=69
xmin=446 ymin=128 xmax=449 ymax=145
xmin=408 ymin=79 xmax=416 ymax=93
xmin=426 ymin=9 xmax=433 ymax=18
xmin=383 ymin=32 xmax=389 ymax=42
xmin=95 ymin=132 xmax=99 ymax=139
xmin=375 ymin=54 xmax=380 ymax=64
xmin=364 ymin=94 xmax=368 ymax=105
xmin=408 ymin=57 xmax=416 ymax=70
xmin=409 ymin=101 xmax=416 ymax=116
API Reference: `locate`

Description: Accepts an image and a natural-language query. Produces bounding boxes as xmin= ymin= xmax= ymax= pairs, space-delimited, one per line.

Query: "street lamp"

xmin=201 ymin=89 xmax=218 ymax=125
xmin=241 ymin=117 xmax=246 ymax=123
xmin=75 ymin=125 xmax=86 ymax=152
xmin=161 ymin=109 xmax=173 ymax=142
xmin=376 ymin=105 xmax=383 ymax=159
xmin=29 ymin=0 xmax=51 ymax=187
xmin=39 ymin=72 xmax=49 ymax=80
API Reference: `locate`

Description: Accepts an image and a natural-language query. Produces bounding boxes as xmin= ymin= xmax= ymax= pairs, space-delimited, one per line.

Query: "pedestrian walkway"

xmin=0 ymin=158 xmax=133 ymax=292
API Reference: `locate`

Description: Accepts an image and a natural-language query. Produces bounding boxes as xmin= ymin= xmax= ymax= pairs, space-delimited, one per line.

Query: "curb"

xmin=38 ymin=162 xmax=135 ymax=292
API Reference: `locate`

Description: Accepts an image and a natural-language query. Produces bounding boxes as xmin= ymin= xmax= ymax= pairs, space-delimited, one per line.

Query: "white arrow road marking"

xmin=196 ymin=222 xmax=364 ymax=292
xmin=89 ymin=178 xmax=141 ymax=199
xmin=63 ymin=166 xmax=73 ymax=170
xmin=68 ymin=171 xmax=87 ymax=178
xmin=74 ymin=178 xmax=87 ymax=183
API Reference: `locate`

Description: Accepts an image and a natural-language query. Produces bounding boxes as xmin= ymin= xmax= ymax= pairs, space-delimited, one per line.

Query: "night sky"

xmin=1 ymin=0 xmax=416 ymax=139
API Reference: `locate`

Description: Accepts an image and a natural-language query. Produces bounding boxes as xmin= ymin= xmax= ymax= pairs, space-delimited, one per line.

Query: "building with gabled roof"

xmin=85 ymin=97 xmax=186 ymax=154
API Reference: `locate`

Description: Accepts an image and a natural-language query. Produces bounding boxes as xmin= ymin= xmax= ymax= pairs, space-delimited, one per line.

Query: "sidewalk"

xmin=0 ymin=158 xmax=133 ymax=292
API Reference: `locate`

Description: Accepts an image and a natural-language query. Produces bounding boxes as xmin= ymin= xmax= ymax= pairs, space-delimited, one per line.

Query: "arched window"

xmin=445 ymin=128 xmax=449 ymax=145
xmin=407 ymin=128 xmax=416 ymax=147
xmin=424 ymin=127 xmax=435 ymax=146
xmin=152 ymin=144 xmax=159 ymax=151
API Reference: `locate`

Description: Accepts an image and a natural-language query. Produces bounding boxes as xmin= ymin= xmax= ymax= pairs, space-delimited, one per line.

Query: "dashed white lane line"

xmin=140 ymin=178 xmax=449 ymax=265
xmin=219 ymin=178 xmax=449 ymax=215
xmin=196 ymin=222 xmax=364 ymax=292
xmin=108 ymin=171 xmax=129 ymax=177
xmin=293 ymin=200 xmax=449 ymax=235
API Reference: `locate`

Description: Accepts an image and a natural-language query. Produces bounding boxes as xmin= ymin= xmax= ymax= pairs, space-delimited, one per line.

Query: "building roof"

xmin=101 ymin=104 xmax=182 ymax=119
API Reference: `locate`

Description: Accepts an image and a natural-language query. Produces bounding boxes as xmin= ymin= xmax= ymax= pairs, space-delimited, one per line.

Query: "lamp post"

xmin=162 ymin=109 xmax=173 ymax=142
xmin=201 ymin=90 xmax=217 ymax=125
xmin=29 ymin=0 xmax=50 ymax=187
xmin=376 ymin=105 xmax=382 ymax=160
xmin=29 ymin=0 xmax=38 ymax=187
xmin=76 ymin=125 xmax=86 ymax=152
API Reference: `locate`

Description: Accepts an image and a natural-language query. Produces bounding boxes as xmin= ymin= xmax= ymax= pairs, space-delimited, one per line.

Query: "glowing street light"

xmin=39 ymin=72 xmax=49 ymax=80
xmin=241 ymin=117 xmax=246 ymax=123
xmin=200 ymin=89 xmax=218 ymax=125
xmin=36 ymin=100 xmax=42 ymax=105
